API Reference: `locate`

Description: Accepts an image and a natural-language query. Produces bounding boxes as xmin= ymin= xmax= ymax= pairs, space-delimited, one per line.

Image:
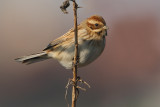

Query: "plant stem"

xmin=72 ymin=0 xmax=78 ymax=107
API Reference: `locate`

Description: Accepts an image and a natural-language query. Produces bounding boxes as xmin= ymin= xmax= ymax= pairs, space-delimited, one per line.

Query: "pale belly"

xmin=48 ymin=39 xmax=105 ymax=69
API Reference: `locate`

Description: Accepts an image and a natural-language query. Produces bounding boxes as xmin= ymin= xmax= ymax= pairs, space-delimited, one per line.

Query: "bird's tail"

xmin=15 ymin=51 xmax=49 ymax=64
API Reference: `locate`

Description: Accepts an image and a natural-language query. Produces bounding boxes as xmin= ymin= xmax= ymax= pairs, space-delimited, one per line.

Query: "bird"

xmin=15 ymin=15 xmax=108 ymax=69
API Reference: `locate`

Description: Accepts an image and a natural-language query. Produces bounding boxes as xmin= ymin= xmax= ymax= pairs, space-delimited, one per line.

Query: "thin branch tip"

xmin=60 ymin=0 xmax=81 ymax=14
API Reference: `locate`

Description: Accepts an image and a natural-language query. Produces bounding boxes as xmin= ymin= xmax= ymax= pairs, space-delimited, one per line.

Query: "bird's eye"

xmin=95 ymin=23 xmax=99 ymax=27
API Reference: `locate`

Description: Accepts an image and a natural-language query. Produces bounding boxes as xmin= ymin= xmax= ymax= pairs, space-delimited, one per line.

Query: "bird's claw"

xmin=72 ymin=55 xmax=79 ymax=67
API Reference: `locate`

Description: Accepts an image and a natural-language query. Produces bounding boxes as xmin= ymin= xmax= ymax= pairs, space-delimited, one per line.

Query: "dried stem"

xmin=72 ymin=0 xmax=78 ymax=107
xmin=60 ymin=0 xmax=79 ymax=107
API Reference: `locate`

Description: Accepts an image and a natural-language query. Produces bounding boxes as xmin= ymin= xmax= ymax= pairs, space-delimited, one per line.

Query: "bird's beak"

xmin=103 ymin=26 xmax=109 ymax=36
xmin=103 ymin=26 xmax=108 ymax=30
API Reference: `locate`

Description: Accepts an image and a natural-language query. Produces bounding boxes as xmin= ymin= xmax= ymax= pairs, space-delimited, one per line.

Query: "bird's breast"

xmin=78 ymin=37 xmax=105 ymax=67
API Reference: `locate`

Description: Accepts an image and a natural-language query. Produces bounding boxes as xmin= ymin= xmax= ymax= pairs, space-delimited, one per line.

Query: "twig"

xmin=72 ymin=0 xmax=78 ymax=107
xmin=65 ymin=79 xmax=72 ymax=107
xmin=60 ymin=1 xmax=81 ymax=107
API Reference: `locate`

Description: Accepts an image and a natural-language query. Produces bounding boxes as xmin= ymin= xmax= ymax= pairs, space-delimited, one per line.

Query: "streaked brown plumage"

xmin=15 ymin=15 xmax=108 ymax=69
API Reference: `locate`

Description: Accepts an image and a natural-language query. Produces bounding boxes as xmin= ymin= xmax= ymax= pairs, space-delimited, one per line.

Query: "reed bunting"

xmin=15 ymin=15 xmax=108 ymax=69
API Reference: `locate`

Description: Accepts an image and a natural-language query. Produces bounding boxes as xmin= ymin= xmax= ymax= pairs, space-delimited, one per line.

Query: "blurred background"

xmin=0 ymin=0 xmax=160 ymax=107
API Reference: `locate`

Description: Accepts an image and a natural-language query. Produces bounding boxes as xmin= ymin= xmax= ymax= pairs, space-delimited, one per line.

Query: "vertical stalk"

xmin=72 ymin=0 xmax=78 ymax=107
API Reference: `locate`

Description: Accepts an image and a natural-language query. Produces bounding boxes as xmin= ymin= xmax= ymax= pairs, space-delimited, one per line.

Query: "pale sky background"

xmin=0 ymin=0 xmax=160 ymax=107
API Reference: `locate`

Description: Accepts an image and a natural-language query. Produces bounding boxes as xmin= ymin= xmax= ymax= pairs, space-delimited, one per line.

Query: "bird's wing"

xmin=43 ymin=25 xmax=82 ymax=51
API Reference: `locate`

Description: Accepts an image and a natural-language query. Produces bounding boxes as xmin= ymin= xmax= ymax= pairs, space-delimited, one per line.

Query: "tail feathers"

xmin=15 ymin=52 xmax=49 ymax=64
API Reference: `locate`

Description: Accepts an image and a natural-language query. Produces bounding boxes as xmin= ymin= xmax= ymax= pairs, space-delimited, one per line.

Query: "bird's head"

xmin=86 ymin=15 xmax=108 ymax=36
